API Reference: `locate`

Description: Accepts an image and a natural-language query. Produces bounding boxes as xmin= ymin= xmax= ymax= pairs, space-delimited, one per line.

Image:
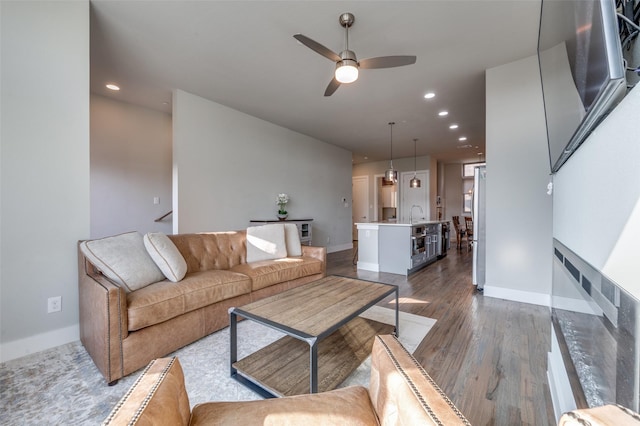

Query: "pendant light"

xmin=410 ymin=138 xmax=421 ymax=188
xmin=384 ymin=122 xmax=397 ymax=183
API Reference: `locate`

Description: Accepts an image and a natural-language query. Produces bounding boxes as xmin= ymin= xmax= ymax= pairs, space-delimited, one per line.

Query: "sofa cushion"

xmin=246 ymin=224 xmax=287 ymax=263
xmin=284 ymin=223 xmax=302 ymax=256
xmin=168 ymin=232 xmax=247 ymax=273
xmin=190 ymin=385 xmax=379 ymax=426
xmin=80 ymin=232 xmax=164 ymax=292
xmin=369 ymin=334 xmax=470 ymax=425
xmin=230 ymin=257 xmax=323 ymax=291
xmin=144 ymin=232 xmax=188 ymax=282
xmin=127 ymin=270 xmax=252 ymax=331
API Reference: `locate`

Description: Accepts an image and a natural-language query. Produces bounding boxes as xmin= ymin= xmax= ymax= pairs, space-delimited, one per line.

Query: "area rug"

xmin=0 ymin=307 xmax=435 ymax=425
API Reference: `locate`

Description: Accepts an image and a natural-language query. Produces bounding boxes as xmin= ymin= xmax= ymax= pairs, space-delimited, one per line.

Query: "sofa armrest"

xmin=558 ymin=404 xmax=640 ymax=425
xmin=103 ymin=357 xmax=191 ymax=426
xmin=301 ymin=245 xmax=326 ymax=276
xmin=78 ymin=243 xmax=128 ymax=384
xmin=369 ymin=334 xmax=470 ymax=425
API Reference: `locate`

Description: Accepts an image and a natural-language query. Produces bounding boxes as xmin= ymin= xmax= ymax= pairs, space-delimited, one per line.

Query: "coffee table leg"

xmin=394 ymin=287 xmax=400 ymax=337
xmin=309 ymin=338 xmax=318 ymax=393
xmin=230 ymin=310 xmax=237 ymax=377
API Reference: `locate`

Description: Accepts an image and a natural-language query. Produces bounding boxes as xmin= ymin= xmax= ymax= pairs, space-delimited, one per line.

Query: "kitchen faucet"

xmin=410 ymin=205 xmax=424 ymax=223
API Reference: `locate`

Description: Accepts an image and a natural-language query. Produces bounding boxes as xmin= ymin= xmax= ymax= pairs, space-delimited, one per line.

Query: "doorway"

xmin=375 ymin=175 xmax=398 ymax=222
xmin=352 ymin=176 xmax=369 ymax=240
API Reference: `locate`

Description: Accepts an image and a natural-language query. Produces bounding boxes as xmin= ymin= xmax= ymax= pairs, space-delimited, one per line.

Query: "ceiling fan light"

xmin=335 ymin=60 xmax=358 ymax=83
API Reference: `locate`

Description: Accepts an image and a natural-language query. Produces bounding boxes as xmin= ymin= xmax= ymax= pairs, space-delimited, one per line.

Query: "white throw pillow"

xmin=143 ymin=232 xmax=187 ymax=282
xmin=80 ymin=232 xmax=165 ymax=292
xmin=246 ymin=224 xmax=287 ymax=263
xmin=284 ymin=223 xmax=302 ymax=257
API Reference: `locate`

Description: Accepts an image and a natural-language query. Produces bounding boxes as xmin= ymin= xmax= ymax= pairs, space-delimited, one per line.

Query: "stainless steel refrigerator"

xmin=472 ymin=165 xmax=486 ymax=290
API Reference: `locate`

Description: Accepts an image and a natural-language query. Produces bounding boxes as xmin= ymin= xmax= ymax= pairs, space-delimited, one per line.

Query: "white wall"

xmin=443 ymin=163 xmax=464 ymax=221
xmin=0 ymin=1 xmax=90 ymax=361
xmin=172 ymin=90 xmax=353 ymax=252
xmin=90 ymin=95 xmax=172 ymax=238
xmin=553 ymin=86 xmax=640 ymax=297
xmin=484 ymin=55 xmax=553 ymax=305
xmin=429 ymin=157 xmax=438 ymax=220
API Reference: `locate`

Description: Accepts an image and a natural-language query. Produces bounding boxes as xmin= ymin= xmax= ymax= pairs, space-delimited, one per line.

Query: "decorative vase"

xmin=277 ymin=213 xmax=288 ymax=221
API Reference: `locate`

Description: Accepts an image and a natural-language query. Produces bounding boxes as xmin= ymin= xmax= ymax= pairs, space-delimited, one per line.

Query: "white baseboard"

xmin=327 ymin=242 xmax=353 ymax=253
xmin=552 ymin=294 xmax=601 ymax=315
xmin=0 ymin=324 xmax=79 ymax=363
xmin=357 ymin=261 xmax=380 ymax=272
xmin=483 ymin=285 xmax=551 ymax=307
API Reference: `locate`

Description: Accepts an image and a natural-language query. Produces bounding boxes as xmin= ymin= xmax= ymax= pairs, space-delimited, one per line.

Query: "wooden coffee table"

xmin=229 ymin=275 xmax=398 ymax=398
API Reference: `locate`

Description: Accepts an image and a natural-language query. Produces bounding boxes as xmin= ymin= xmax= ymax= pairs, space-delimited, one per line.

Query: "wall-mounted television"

xmin=538 ymin=0 xmax=627 ymax=172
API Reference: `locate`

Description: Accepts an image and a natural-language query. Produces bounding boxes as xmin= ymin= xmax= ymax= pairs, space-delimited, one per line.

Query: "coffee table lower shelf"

xmin=232 ymin=317 xmax=394 ymax=397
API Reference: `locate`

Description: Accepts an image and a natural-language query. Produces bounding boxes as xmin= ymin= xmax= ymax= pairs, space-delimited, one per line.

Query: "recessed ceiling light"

xmin=449 ymin=124 xmax=459 ymax=130
xmin=424 ymin=92 xmax=435 ymax=99
xmin=364 ymin=156 xmax=368 ymax=160
xmin=106 ymin=83 xmax=120 ymax=91
xmin=459 ymin=136 xmax=467 ymax=141
xmin=438 ymin=111 xmax=448 ymax=117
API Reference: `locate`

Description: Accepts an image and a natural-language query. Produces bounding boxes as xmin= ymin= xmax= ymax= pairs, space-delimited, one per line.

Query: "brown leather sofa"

xmin=79 ymin=230 xmax=326 ymax=385
xmin=103 ymin=334 xmax=471 ymax=425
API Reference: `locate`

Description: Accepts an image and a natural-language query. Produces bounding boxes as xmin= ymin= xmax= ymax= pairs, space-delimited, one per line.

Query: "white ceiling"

xmin=90 ymin=0 xmax=541 ymax=164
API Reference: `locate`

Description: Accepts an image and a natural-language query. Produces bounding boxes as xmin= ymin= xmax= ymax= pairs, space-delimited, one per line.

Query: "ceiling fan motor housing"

xmin=339 ymin=49 xmax=357 ymax=62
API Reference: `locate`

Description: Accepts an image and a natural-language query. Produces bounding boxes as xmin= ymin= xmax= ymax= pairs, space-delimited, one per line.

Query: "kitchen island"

xmin=355 ymin=221 xmax=449 ymax=275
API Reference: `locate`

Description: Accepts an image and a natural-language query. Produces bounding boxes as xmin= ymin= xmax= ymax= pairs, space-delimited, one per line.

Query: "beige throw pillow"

xmin=284 ymin=223 xmax=302 ymax=256
xmin=80 ymin=232 xmax=165 ymax=292
xmin=246 ymin=224 xmax=287 ymax=262
xmin=143 ymin=232 xmax=188 ymax=282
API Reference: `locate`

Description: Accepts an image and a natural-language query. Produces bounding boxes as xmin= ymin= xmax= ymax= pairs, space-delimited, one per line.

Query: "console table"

xmin=249 ymin=219 xmax=313 ymax=245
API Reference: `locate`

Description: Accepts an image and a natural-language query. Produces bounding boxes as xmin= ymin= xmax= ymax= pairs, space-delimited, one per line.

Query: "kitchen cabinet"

xmin=412 ymin=223 xmax=440 ymax=271
xmin=380 ymin=185 xmax=397 ymax=208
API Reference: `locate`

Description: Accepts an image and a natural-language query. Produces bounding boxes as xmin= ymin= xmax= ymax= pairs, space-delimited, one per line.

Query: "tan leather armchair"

xmin=103 ymin=334 xmax=470 ymax=425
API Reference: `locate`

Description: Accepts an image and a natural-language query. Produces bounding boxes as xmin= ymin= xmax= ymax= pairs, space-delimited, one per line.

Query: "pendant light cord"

xmin=413 ymin=138 xmax=418 ymax=176
xmin=389 ymin=122 xmax=395 ymax=168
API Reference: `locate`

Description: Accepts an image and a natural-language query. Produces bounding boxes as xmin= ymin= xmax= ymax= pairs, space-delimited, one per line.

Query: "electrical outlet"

xmin=48 ymin=296 xmax=61 ymax=313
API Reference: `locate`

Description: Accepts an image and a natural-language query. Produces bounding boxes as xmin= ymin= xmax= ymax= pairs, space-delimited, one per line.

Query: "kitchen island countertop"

xmin=354 ymin=220 xmax=449 ymax=227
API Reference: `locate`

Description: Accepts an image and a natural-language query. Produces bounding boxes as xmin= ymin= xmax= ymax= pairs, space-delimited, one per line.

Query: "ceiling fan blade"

xmin=359 ymin=55 xmax=417 ymax=69
xmin=294 ymin=34 xmax=341 ymax=62
xmin=324 ymin=77 xmax=341 ymax=96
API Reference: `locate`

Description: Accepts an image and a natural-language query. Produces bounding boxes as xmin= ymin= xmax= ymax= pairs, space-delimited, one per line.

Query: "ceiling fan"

xmin=294 ymin=12 xmax=417 ymax=96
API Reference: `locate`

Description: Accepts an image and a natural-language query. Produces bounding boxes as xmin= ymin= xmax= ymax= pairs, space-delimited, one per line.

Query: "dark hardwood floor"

xmin=327 ymin=244 xmax=556 ymax=426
